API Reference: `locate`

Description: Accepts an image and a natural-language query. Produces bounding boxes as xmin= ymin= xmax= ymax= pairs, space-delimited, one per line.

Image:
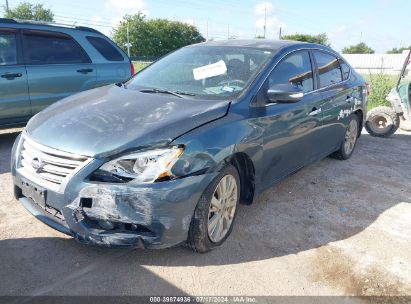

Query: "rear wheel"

xmin=365 ymin=106 xmax=399 ymax=137
xmin=187 ymin=164 xmax=240 ymax=253
xmin=332 ymin=114 xmax=359 ymax=160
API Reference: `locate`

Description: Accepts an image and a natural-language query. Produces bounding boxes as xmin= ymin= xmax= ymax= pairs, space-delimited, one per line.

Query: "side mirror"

xmin=266 ymin=84 xmax=304 ymax=104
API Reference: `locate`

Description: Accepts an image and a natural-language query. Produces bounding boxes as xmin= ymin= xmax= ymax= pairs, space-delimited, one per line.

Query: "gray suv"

xmin=0 ymin=18 xmax=133 ymax=128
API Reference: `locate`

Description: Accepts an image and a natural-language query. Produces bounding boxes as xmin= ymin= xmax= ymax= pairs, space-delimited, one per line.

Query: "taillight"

xmin=130 ymin=61 xmax=135 ymax=76
xmin=364 ymin=82 xmax=370 ymax=96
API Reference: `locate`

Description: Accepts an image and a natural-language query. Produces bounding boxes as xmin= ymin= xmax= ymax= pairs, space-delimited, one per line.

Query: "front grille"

xmin=17 ymin=134 xmax=91 ymax=192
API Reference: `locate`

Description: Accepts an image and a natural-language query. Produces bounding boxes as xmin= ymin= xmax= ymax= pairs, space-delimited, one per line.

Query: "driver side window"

xmin=269 ymin=51 xmax=314 ymax=93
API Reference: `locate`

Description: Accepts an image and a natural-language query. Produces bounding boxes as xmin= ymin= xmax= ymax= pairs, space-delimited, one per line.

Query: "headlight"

xmin=98 ymin=147 xmax=184 ymax=183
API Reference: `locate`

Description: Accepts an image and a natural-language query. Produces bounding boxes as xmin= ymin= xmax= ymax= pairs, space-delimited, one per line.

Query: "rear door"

xmin=0 ymin=28 xmax=31 ymax=126
xmin=313 ymin=51 xmax=356 ymax=152
xmin=22 ymin=29 xmax=97 ymax=114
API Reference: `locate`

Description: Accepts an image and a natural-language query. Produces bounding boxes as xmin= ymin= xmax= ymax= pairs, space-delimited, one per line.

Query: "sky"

xmin=1 ymin=0 xmax=409 ymax=53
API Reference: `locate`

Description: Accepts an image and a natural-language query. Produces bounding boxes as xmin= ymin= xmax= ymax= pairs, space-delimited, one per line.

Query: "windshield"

xmin=126 ymin=46 xmax=274 ymax=99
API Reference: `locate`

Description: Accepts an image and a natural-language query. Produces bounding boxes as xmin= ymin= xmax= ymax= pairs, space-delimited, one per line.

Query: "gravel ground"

xmin=0 ymin=127 xmax=410 ymax=299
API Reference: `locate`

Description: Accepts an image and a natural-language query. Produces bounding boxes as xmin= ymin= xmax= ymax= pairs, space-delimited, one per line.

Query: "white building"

xmin=341 ymin=50 xmax=410 ymax=75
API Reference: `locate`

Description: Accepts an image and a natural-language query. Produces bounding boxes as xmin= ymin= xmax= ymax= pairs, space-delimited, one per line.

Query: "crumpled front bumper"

xmin=12 ymin=158 xmax=216 ymax=249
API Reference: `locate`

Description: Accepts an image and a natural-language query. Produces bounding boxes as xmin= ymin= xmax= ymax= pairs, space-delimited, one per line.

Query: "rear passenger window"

xmin=339 ymin=59 xmax=351 ymax=80
xmin=269 ymin=51 xmax=314 ymax=93
xmin=23 ymin=31 xmax=90 ymax=65
xmin=0 ymin=33 xmax=17 ymax=65
xmin=314 ymin=51 xmax=343 ymax=87
xmin=87 ymin=36 xmax=124 ymax=61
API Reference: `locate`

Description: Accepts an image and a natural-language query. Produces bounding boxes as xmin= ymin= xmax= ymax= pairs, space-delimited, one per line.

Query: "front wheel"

xmin=365 ymin=106 xmax=399 ymax=137
xmin=332 ymin=114 xmax=360 ymax=160
xmin=187 ymin=164 xmax=240 ymax=253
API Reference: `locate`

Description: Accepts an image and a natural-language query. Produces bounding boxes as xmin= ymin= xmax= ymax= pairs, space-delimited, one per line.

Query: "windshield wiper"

xmin=139 ymin=88 xmax=195 ymax=98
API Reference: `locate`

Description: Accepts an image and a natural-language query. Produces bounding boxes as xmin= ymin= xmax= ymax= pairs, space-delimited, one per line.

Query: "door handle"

xmin=1 ymin=73 xmax=22 ymax=79
xmin=77 ymin=68 xmax=93 ymax=74
xmin=309 ymin=107 xmax=322 ymax=116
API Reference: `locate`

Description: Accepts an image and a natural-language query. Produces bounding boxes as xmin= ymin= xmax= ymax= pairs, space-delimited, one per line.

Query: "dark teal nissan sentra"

xmin=11 ymin=40 xmax=368 ymax=252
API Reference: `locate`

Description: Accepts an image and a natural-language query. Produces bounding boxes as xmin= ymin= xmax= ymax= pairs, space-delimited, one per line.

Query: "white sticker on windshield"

xmin=193 ymin=60 xmax=227 ymax=80
xmin=222 ymin=86 xmax=235 ymax=92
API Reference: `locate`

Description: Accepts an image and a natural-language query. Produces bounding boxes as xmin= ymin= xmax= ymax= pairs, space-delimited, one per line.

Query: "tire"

xmin=365 ymin=106 xmax=399 ymax=138
xmin=332 ymin=114 xmax=360 ymax=160
xmin=187 ymin=164 xmax=240 ymax=253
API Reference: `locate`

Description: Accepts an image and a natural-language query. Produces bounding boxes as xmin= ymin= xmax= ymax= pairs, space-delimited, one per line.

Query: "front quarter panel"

xmin=171 ymin=101 xmax=264 ymax=189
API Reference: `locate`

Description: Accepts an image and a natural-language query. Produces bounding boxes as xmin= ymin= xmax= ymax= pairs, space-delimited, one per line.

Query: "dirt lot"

xmin=0 ymin=127 xmax=410 ymax=298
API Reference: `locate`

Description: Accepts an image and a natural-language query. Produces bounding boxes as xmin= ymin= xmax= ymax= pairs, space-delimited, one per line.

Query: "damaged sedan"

xmin=11 ymin=40 xmax=367 ymax=252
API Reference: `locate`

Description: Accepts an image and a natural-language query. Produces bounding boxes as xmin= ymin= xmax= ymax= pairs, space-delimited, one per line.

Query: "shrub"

xmin=363 ymin=73 xmax=397 ymax=109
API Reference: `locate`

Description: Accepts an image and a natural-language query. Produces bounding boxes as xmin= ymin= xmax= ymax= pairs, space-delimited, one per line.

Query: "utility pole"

xmin=279 ymin=27 xmax=282 ymax=40
xmin=263 ymin=3 xmax=267 ymax=38
xmin=5 ymin=0 xmax=9 ymax=12
xmin=126 ymin=23 xmax=131 ymax=57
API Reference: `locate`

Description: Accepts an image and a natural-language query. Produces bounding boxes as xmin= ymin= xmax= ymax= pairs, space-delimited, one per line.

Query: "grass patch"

xmin=362 ymin=73 xmax=398 ymax=109
xmin=133 ymin=61 xmax=151 ymax=73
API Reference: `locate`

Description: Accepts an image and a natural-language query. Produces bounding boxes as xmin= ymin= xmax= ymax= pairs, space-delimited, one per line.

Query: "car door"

xmin=22 ymin=29 xmax=97 ymax=114
xmin=0 ymin=28 xmax=31 ymax=126
xmin=254 ymin=50 xmax=325 ymax=188
xmin=313 ymin=51 xmax=355 ymax=152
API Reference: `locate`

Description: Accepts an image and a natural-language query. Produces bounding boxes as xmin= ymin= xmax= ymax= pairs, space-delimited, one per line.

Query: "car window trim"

xmin=267 ymin=49 xmax=316 ymax=94
xmin=260 ymin=48 xmax=352 ymax=107
xmin=21 ymin=29 xmax=92 ymax=65
xmin=312 ymin=49 xmax=345 ymax=90
xmin=86 ymin=35 xmax=125 ymax=62
xmin=257 ymin=47 xmax=352 ymax=108
xmin=0 ymin=28 xmax=23 ymax=66
xmin=338 ymin=58 xmax=351 ymax=81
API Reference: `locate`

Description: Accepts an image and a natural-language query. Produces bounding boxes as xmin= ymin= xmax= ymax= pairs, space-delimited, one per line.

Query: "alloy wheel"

xmin=207 ymin=174 xmax=238 ymax=243
xmin=344 ymin=119 xmax=358 ymax=155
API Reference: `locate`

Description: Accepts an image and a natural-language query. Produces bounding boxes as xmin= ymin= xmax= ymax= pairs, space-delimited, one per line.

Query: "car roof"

xmin=0 ymin=18 xmax=102 ymax=35
xmin=190 ymin=39 xmax=333 ymax=55
xmin=193 ymin=39 xmax=308 ymax=50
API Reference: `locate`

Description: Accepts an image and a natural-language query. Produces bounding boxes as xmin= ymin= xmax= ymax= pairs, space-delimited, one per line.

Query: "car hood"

xmin=26 ymin=85 xmax=230 ymax=157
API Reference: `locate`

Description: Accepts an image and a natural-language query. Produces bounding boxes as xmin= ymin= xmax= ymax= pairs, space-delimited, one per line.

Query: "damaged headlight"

xmin=96 ymin=147 xmax=184 ymax=183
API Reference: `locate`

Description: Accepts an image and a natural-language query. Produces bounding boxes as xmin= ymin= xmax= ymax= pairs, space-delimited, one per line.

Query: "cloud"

xmin=255 ymin=2 xmax=274 ymax=15
xmin=100 ymin=0 xmax=149 ymax=33
xmin=179 ymin=18 xmax=194 ymax=26
xmin=254 ymin=2 xmax=285 ymax=37
xmin=106 ymin=0 xmax=145 ymax=11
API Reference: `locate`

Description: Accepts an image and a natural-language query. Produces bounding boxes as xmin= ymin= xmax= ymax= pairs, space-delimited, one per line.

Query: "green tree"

xmin=4 ymin=2 xmax=54 ymax=22
xmin=342 ymin=42 xmax=375 ymax=54
xmin=387 ymin=46 xmax=411 ymax=54
xmin=282 ymin=33 xmax=330 ymax=46
xmin=113 ymin=13 xmax=205 ymax=57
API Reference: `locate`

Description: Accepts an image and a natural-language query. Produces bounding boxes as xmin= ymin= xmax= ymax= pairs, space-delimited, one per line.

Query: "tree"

xmin=282 ymin=33 xmax=330 ymax=46
xmin=113 ymin=13 xmax=205 ymax=57
xmin=4 ymin=2 xmax=54 ymax=22
xmin=342 ymin=42 xmax=375 ymax=54
xmin=387 ymin=46 xmax=411 ymax=54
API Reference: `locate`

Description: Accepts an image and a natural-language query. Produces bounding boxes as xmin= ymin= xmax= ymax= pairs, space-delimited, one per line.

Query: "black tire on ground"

xmin=365 ymin=106 xmax=400 ymax=138
xmin=187 ymin=164 xmax=240 ymax=253
xmin=331 ymin=114 xmax=360 ymax=160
